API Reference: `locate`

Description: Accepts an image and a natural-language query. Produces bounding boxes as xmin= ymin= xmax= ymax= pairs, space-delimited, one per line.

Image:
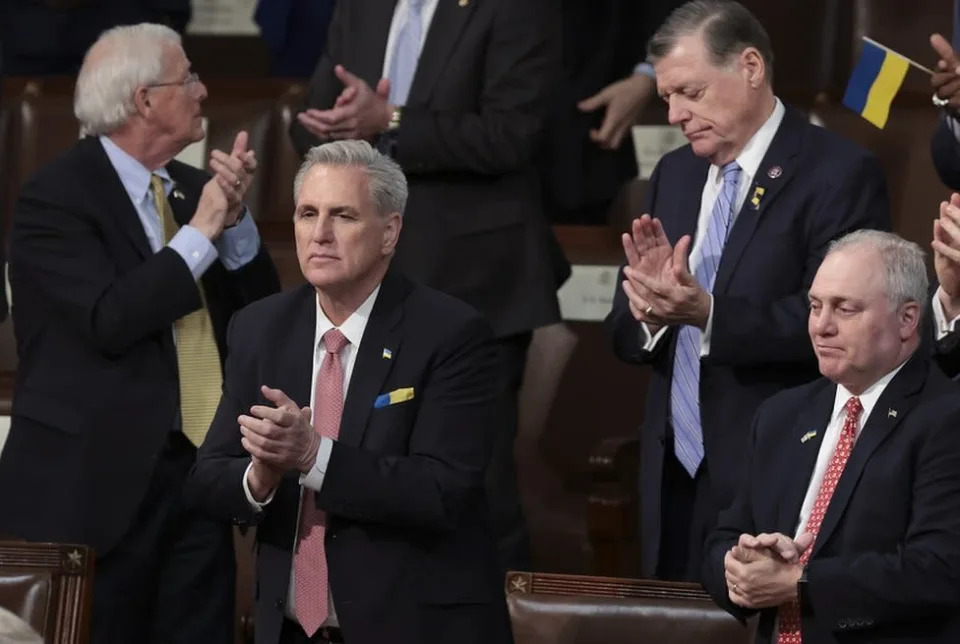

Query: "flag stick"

xmin=862 ymin=36 xmax=935 ymax=75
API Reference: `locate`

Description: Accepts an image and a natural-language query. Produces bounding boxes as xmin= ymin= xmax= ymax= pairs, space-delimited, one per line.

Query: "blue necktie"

xmin=387 ymin=0 xmax=425 ymax=106
xmin=669 ymin=161 xmax=741 ymax=477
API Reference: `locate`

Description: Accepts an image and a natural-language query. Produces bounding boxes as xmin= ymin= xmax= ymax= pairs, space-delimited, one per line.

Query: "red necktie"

xmin=777 ymin=396 xmax=863 ymax=644
xmin=294 ymin=328 xmax=350 ymax=636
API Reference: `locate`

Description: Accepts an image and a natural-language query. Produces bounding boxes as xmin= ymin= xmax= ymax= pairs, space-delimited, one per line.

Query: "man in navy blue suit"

xmin=930 ymin=2 xmax=960 ymax=190
xmin=604 ymin=0 xmax=890 ymax=581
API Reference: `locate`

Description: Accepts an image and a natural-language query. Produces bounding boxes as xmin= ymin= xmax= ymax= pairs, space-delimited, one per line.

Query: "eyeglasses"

xmin=147 ymin=72 xmax=201 ymax=89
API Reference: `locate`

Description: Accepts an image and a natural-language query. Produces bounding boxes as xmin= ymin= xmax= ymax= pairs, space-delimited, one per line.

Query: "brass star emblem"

xmin=508 ymin=575 xmax=529 ymax=594
xmin=66 ymin=550 xmax=82 ymax=570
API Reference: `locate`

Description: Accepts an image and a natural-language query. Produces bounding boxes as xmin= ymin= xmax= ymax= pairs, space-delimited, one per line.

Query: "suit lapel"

xmin=406 ymin=0 xmax=477 ymax=104
xmin=276 ymin=286 xmax=317 ymax=412
xmin=337 ymin=268 xmax=408 ymax=448
xmin=356 ymin=1 xmax=398 ymax=88
xmin=86 ymin=138 xmax=153 ymax=259
xmin=663 ymin=155 xmax=709 ymax=244
xmin=811 ymin=356 xmax=928 ymax=557
xmin=775 ymin=383 xmax=835 ymax=535
xmin=713 ymin=107 xmax=804 ymax=294
xmin=163 ymin=165 xmax=196 ymax=229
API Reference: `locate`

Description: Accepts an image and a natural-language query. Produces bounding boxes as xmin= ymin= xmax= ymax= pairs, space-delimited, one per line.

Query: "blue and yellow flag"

xmin=842 ymin=39 xmax=909 ymax=129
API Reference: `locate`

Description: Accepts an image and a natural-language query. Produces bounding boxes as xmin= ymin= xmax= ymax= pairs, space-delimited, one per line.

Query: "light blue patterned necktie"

xmin=669 ymin=161 xmax=741 ymax=477
xmin=387 ymin=0 xmax=426 ymax=106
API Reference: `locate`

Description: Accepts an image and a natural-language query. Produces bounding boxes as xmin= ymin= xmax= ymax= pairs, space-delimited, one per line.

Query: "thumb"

xmin=794 ymin=532 xmax=815 ymax=555
xmin=300 ymin=406 xmax=312 ymax=424
xmin=376 ymin=77 xmax=391 ymax=99
xmin=578 ymin=90 xmax=608 ymax=112
xmin=951 ymin=192 xmax=960 ymax=208
xmin=261 ymin=385 xmax=297 ymax=410
xmin=335 ymin=64 xmax=361 ymax=87
xmin=231 ymin=130 xmax=249 ymax=158
xmin=672 ymin=235 xmax=694 ymax=282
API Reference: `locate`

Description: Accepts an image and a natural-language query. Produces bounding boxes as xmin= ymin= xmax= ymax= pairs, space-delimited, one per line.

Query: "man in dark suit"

xmin=0 ymin=23 xmax=280 ymax=643
xmin=604 ymin=0 xmax=890 ymax=581
xmin=287 ymin=0 xmax=563 ymax=573
xmin=187 ymin=140 xmax=510 ymax=644
xmin=703 ymin=230 xmax=960 ymax=644
xmin=930 ymin=27 xmax=960 ymax=190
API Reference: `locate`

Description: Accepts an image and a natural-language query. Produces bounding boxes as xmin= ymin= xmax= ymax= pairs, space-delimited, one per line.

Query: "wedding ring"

xmin=732 ymin=583 xmax=739 ymax=593
xmin=933 ymin=93 xmax=950 ymax=108
xmin=233 ymin=178 xmax=242 ymax=189
xmin=645 ymin=305 xmax=654 ymax=316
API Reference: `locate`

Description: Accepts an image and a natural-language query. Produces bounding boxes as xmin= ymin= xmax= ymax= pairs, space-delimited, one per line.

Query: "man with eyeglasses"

xmin=0 ymin=23 xmax=280 ymax=644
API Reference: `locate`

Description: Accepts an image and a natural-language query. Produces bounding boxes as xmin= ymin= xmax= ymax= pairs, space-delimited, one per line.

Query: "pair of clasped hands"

xmin=724 ymin=532 xmax=814 ymax=609
xmin=297 ymin=65 xmax=395 ymax=141
xmin=620 ymin=215 xmax=712 ymax=332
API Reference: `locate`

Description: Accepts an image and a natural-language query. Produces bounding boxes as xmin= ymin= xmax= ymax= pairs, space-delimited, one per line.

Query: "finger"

xmin=942 ymin=203 xmax=960 ymax=235
xmin=794 ymin=532 xmax=815 ymax=554
xmin=951 ymin=193 xmax=960 ymax=208
xmin=249 ymin=404 xmax=300 ymax=427
xmin=935 ymin=76 xmax=960 ymax=100
xmin=335 ymin=85 xmax=359 ymax=107
xmin=624 ymin=265 xmax=668 ymax=299
xmin=651 ymin=218 xmax=670 ymax=247
xmin=231 ymin=130 xmax=249 ymax=158
xmin=241 ymin=150 xmax=258 ymax=173
xmin=933 ymin=238 xmax=960 ymax=265
xmin=210 ymin=151 xmax=243 ymax=179
xmin=931 ymin=33 xmax=959 ymax=68
xmin=577 ymin=90 xmax=608 ymax=112
xmin=375 ymin=77 xmax=391 ymax=99
xmin=214 ymin=174 xmax=242 ymax=203
xmin=311 ymin=106 xmax=355 ymax=127
xmin=261 ymin=385 xmax=298 ymax=410
xmin=738 ymin=533 xmax=760 ymax=549
xmin=595 ymin=114 xmax=619 ymax=149
xmin=622 ymin=232 xmax=642 ymax=268
xmin=334 ymin=64 xmax=362 ymax=87
xmin=607 ymin=123 xmax=630 ymax=149
xmin=296 ymin=112 xmax=331 ymax=138
xmin=239 ymin=421 xmax=284 ymax=452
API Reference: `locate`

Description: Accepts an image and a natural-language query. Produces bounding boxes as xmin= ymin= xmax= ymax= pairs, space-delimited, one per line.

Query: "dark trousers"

xmin=91 ymin=432 xmax=235 ymax=644
xmin=656 ymin=438 xmax=718 ymax=582
xmin=486 ymin=332 xmax=533 ymax=575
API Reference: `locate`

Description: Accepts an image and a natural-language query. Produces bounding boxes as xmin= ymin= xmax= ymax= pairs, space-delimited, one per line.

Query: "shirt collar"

xmin=314 ymin=285 xmax=381 ymax=352
xmin=711 ymin=97 xmax=785 ymax=182
xmin=830 ymin=359 xmax=909 ymax=435
xmin=99 ymin=135 xmax=172 ymax=203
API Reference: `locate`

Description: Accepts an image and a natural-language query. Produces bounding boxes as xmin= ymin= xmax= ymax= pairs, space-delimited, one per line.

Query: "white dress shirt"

xmin=642 ymin=98 xmax=787 ymax=355
xmin=242 ymin=285 xmax=380 ymax=625
xmin=932 ymin=288 xmax=960 ymax=339
xmin=381 ymin=0 xmax=441 ymax=82
xmin=792 ymin=361 xmax=906 ymax=539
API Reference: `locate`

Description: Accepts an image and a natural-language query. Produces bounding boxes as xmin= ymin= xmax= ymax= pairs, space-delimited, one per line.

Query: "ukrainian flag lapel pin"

xmin=801 ymin=430 xmax=817 ymax=444
xmin=750 ymin=186 xmax=766 ymax=209
xmin=382 ymin=347 xmax=393 ymax=360
xmin=172 ymin=189 xmax=185 ymax=200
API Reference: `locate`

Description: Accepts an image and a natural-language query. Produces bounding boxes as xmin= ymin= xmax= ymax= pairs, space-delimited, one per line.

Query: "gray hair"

xmin=293 ymin=140 xmax=408 ymax=217
xmin=647 ymin=1 xmax=774 ymax=82
xmin=74 ymin=23 xmax=181 ymax=136
xmin=826 ymin=230 xmax=928 ymax=315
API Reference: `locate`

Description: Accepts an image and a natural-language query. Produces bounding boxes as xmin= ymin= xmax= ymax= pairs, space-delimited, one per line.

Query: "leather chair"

xmin=506 ymin=571 xmax=755 ymax=644
xmin=0 ymin=541 xmax=94 ymax=644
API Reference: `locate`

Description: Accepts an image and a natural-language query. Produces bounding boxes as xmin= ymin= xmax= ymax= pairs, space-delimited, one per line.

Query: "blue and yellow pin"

xmin=374 ymin=387 xmax=414 ymax=408
xmin=750 ymin=186 xmax=766 ymax=209
xmin=382 ymin=348 xmax=393 ymax=360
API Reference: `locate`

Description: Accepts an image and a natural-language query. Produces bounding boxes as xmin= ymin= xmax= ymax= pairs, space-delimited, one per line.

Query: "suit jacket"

xmin=931 ymin=115 xmax=960 ymax=191
xmin=702 ymin=355 xmax=960 ymax=644
xmin=289 ymin=0 xmax=562 ymax=338
xmin=0 ymin=136 xmax=280 ymax=555
xmin=604 ymin=106 xmax=892 ymax=577
xmin=186 ymin=268 xmax=511 ymax=644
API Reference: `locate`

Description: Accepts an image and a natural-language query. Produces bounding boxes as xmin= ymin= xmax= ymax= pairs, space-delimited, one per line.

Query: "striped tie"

xmin=387 ymin=0 xmax=425 ymax=105
xmin=149 ymin=175 xmax=223 ymax=447
xmin=669 ymin=161 xmax=741 ymax=476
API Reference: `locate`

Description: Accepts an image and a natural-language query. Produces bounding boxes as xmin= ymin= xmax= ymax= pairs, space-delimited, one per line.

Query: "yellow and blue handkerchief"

xmin=374 ymin=387 xmax=415 ymax=408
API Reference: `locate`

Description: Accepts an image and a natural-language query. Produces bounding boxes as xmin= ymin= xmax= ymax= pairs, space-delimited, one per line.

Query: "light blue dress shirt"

xmin=99 ymin=136 xmax=261 ymax=277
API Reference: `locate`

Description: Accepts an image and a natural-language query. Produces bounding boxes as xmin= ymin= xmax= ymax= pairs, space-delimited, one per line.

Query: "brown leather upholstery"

xmin=0 ymin=541 xmax=94 ymax=644
xmin=506 ymin=571 xmax=755 ymax=644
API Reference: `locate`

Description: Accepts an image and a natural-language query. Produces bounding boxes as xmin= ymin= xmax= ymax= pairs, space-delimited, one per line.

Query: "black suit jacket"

xmin=0 ymin=136 xmax=280 ymax=554
xmin=703 ymin=355 xmax=960 ymax=644
xmin=604 ymin=106 xmax=892 ymax=577
xmin=290 ymin=0 xmax=562 ymax=337
xmin=186 ymin=268 xmax=511 ymax=644
xmin=931 ymin=114 xmax=960 ymax=190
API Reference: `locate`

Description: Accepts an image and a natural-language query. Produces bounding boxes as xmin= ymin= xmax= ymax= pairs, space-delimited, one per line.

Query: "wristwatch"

xmin=386 ymin=106 xmax=402 ymax=132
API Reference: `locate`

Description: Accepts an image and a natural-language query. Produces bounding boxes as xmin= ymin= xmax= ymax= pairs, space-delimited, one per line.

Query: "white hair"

xmin=74 ymin=23 xmax=181 ymax=136
xmin=826 ymin=229 xmax=928 ymax=316
xmin=293 ymin=140 xmax=408 ymax=217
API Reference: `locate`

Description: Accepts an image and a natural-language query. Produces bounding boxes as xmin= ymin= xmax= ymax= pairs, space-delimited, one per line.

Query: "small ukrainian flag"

xmin=382 ymin=348 xmax=393 ymax=360
xmin=842 ymin=38 xmax=909 ymax=129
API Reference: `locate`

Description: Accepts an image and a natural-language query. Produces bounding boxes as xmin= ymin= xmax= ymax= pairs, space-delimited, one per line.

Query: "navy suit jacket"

xmin=186 ymin=268 xmax=511 ymax=644
xmin=703 ymin=355 xmax=960 ymax=644
xmin=604 ymin=105 xmax=891 ymax=577
xmin=931 ymin=116 xmax=960 ymax=190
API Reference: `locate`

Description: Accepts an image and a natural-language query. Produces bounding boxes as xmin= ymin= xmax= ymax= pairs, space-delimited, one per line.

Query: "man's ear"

xmin=899 ymin=301 xmax=921 ymax=340
xmin=740 ymin=47 xmax=766 ymax=89
xmin=382 ymin=212 xmax=402 ymax=254
xmin=132 ymin=86 xmax=152 ymax=117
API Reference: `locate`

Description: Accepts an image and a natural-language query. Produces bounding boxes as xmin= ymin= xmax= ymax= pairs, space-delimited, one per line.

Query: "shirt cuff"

xmin=168 ymin=225 xmax=218 ymax=280
xmin=215 ymin=209 xmax=261 ymax=270
xmin=633 ymin=61 xmax=656 ymax=79
xmin=699 ymin=294 xmax=715 ymax=357
xmin=640 ymin=321 xmax=670 ymax=351
xmin=932 ymin=288 xmax=960 ymax=339
xmin=242 ymin=461 xmax=277 ymax=511
xmin=301 ymin=437 xmax=334 ymax=492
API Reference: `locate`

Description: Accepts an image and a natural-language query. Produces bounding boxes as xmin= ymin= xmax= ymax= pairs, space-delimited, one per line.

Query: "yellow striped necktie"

xmin=149 ymin=175 xmax=222 ymax=447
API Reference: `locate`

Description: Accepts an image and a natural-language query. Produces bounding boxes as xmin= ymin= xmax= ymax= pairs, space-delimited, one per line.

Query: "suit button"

xmin=274 ymin=598 xmax=285 ymax=610
xmin=657 ymin=435 xmax=666 ymax=446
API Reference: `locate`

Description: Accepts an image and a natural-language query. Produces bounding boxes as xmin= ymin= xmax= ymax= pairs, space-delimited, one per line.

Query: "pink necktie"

xmin=777 ymin=396 xmax=863 ymax=644
xmin=294 ymin=328 xmax=350 ymax=636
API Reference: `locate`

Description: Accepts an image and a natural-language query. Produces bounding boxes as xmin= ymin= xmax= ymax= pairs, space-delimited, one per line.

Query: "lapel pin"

xmin=801 ymin=430 xmax=818 ymax=444
xmin=767 ymin=165 xmax=782 ymax=179
xmin=172 ymin=189 xmax=185 ymax=200
xmin=887 ymin=408 xmax=897 ymax=418
xmin=381 ymin=348 xmax=393 ymax=360
xmin=458 ymin=0 xmax=469 ymax=6
xmin=750 ymin=186 xmax=766 ymax=209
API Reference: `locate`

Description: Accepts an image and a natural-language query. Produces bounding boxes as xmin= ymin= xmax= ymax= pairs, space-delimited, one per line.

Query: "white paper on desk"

xmin=188 ymin=0 xmax=259 ymax=35
xmin=558 ymin=265 xmax=619 ymax=322
xmin=631 ymin=125 xmax=687 ymax=180
xmin=174 ymin=117 xmax=209 ymax=170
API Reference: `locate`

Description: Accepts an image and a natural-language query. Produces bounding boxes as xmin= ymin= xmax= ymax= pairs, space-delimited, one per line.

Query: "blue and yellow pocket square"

xmin=374 ymin=387 xmax=415 ymax=409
